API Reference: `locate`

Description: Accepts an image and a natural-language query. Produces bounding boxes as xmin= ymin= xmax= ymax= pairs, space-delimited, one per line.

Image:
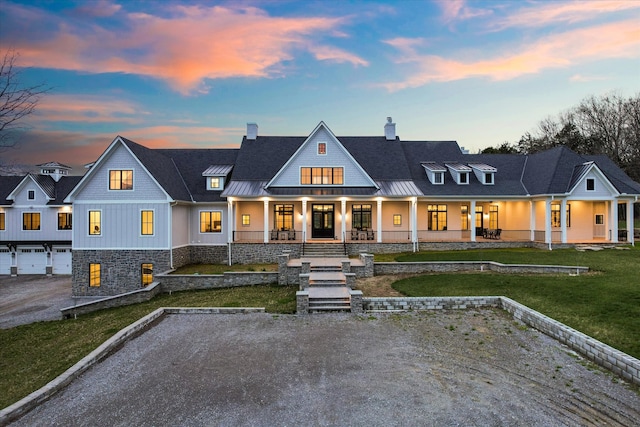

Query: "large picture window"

xmin=89 ymin=210 xmax=101 ymax=235
xmin=428 ymin=204 xmax=447 ymax=231
xmin=58 ymin=212 xmax=72 ymax=230
xmin=109 ymin=170 xmax=133 ymax=190
xmin=300 ymin=167 xmax=344 ymax=185
xmin=274 ymin=204 xmax=293 ymax=230
xmin=489 ymin=205 xmax=498 ymax=230
xmin=352 ymin=204 xmax=372 ymax=230
xmin=551 ymin=203 xmax=571 ymax=228
xmin=23 ymin=212 xmax=41 ymax=230
xmin=461 ymin=205 xmax=469 ymax=230
xmin=200 ymin=211 xmax=222 ymax=233
xmin=141 ymin=210 xmax=154 ymax=235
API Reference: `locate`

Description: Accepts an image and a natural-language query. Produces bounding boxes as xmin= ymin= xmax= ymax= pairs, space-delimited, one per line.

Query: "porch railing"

xmin=233 ymin=230 xmax=301 ymax=242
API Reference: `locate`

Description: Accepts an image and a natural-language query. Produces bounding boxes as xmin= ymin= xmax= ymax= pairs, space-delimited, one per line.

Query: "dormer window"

xmin=469 ymin=163 xmax=496 ymax=185
xmin=460 ymin=173 xmax=468 ymax=184
xmin=202 ymin=165 xmax=233 ymax=191
xmin=445 ymin=163 xmax=471 ymax=185
xmin=210 ymin=177 xmax=220 ymax=189
xmin=422 ymin=162 xmax=447 ymax=185
xmin=318 ymin=142 xmax=327 ymax=155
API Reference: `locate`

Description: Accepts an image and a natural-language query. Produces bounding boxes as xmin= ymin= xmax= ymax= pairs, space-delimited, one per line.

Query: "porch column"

xmin=545 ymin=198 xmax=552 ymax=245
xmin=627 ymin=200 xmax=635 ymax=246
xmin=227 ymin=199 xmax=234 ymax=243
xmin=263 ymin=200 xmax=269 ymax=243
xmin=530 ymin=201 xmax=536 ymax=242
xmin=302 ymin=199 xmax=307 ymax=242
xmin=611 ymin=200 xmax=618 ymax=242
xmin=377 ymin=199 xmax=382 ymax=243
xmin=560 ymin=198 xmax=567 ymax=244
xmin=470 ymin=200 xmax=476 ymax=242
xmin=341 ymin=199 xmax=346 ymax=242
xmin=411 ymin=197 xmax=418 ymax=250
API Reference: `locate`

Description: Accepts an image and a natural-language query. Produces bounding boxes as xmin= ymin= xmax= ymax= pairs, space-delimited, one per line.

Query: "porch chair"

xmin=270 ymin=229 xmax=278 ymax=240
xmin=351 ymin=229 xmax=359 ymax=240
xmin=288 ymin=229 xmax=296 ymax=240
xmin=367 ymin=229 xmax=375 ymax=240
xmin=494 ymin=229 xmax=502 ymax=240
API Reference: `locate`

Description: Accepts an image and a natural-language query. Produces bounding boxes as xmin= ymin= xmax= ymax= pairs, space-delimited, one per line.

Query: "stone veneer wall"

xmin=231 ymin=243 xmax=301 ymax=264
xmin=72 ymin=249 xmax=171 ymax=296
xmin=346 ymin=242 xmax=412 ymax=256
xmin=158 ymin=271 xmax=278 ymax=292
xmin=374 ymin=261 xmax=588 ymax=276
xmin=189 ymin=245 xmax=228 ymax=264
xmin=171 ymin=246 xmax=191 ymax=269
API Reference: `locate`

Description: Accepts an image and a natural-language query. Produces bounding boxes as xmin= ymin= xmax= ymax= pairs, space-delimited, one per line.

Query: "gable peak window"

xmin=318 ymin=142 xmax=327 ymax=155
xmin=109 ymin=170 xmax=133 ymax=190
xmin=28 ymin=190 xmax=35 ymax=200
xmin=300 ymin=167 xmax=343 ymax=185
xmin=586 ymin=178 xmax=595 ymax=191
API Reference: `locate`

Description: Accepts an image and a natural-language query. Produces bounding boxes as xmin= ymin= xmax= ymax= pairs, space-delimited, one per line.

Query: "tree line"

xmin=482 ymin=92 xmax=640 ymax=184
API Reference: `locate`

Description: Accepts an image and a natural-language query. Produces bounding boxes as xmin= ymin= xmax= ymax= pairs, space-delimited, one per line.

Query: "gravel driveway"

xmin=10 ymin=310 xmax=640 ymax=426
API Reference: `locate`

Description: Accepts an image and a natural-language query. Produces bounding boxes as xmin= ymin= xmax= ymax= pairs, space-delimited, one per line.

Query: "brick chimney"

xmin=247 ymin=123 xmax=258 ymax=140
xmin=384 ymin=117 xmax=396 ymax=141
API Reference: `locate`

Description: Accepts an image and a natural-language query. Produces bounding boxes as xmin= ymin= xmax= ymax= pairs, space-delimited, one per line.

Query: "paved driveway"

xmin=0 ymin=275 xmax=73 ymax=329
xmin=10 ymin=311 xmax=640 ymax=426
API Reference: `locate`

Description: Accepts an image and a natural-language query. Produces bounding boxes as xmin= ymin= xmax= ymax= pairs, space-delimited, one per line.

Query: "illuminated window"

xmin=489 ymin=205 xmax=498 ymax=229
xmin=200 ymin=211 xmax=222 ymax=233
xmin=210 ymin=177 xmax=220 ymax=189
xmin=552 ymin=203 xmax=571 ymax=228
xmin=109 ymin=170 xmax=133 ymax=190
xmin=318 ymin=142 xmax=326 ymax=155
xmin=242 ymin=214 xmax=250 ymax=226
xmin=141 ymin=264 xmax=153 ymax=287
xmin=461 ymin=205 xmax=469 ymax=230
xmin=90 ymin=264 xmax=100 ymax=287
xmin=89 ymin=211 xmax=101 ymax=235
xmin=141 ymin=210 xmax=154 ymax=235
xmin=428 ymin=204 xmax=447 ymax=231
xmin=0 ymin=212 xmax=4 ymax=230
xmin=300 ymin=167 xmax=344 ymax=185
xmin=23 ymin=212 xmax=41 ymax=230
xmin=58 ymin=212 xmax=72 ymax=230
xmin=274 ymin=205 xmax=293 ymax=230
xmin=352 ymin=204 xmax=372 ymax=230
xmin=393 ymin=214 xmax=402 ymax=226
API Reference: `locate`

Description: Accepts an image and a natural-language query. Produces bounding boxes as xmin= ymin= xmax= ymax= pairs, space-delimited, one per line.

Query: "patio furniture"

xmin=351 ymin=229 xmax=359 ymax=240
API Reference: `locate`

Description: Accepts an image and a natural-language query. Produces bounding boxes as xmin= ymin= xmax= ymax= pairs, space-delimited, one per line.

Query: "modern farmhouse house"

xmin=3 ymin=119 xmax=639 ymax=296
xmin=0 ymin=162 xmax=81 ymax=275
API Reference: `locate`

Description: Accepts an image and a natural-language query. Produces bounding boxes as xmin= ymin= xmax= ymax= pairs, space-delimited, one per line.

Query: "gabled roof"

xmin=202 ymin=165 xmax=234 ymax=176
xmin=421 ymin=162 xmax=447 ymax=172
xmin=36 ymin=161 xmax=71 ymax=170
xmin=0 ymin=176 xmax=22 ymax=205
xmin=2 ymin=173 xmax=81 ymax=205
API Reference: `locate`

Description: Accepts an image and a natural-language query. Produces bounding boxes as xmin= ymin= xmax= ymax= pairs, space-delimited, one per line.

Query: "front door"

xmin=312 ymin=204 xmax=335 ymax=238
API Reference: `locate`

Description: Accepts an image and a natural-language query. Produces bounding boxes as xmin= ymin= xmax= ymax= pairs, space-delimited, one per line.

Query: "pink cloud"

xmin=33 ymin=95 xmax=144 ymax=124
xmin=1 ymin=3 xmax=366 ymax=95
xmin=381 ymin=20 xmax=640 ymax=91
xmin=72 ymin=0 xmax=122 ymax=18
xmin=437 ymin=0 xmax=492 ymax=25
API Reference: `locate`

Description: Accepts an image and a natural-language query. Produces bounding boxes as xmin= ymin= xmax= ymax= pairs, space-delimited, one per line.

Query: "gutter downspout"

xmin=169 ymin=201 xmax=178 ymax=269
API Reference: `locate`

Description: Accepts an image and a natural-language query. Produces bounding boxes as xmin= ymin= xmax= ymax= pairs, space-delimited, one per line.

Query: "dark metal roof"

xmin=202 ymin=165 xmax=234 ymax=176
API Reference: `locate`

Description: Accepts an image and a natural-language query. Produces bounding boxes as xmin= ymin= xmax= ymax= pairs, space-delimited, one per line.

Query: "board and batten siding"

xmin=1 ymin=206 xmax=73 ymax=241
xmin=73 ymin=144 xmax=168 ymax=202
xmin=269 ymin=128 xmax=373 ymax=187
xmin=72 ymin=202 xmax=170 ymax=249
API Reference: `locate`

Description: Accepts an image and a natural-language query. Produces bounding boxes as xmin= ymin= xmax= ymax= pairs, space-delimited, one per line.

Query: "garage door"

xmin=0 ymin=249 xmax=10 ymax=275
xmin=52 ymin=248 xmax=72 ymax=274
xmin=17 ymin=248 xmax=47 ymax=274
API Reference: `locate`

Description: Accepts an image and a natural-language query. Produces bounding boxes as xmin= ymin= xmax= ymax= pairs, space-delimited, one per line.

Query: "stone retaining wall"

xmin=231 ymin=243 xmax=301 ymax=264
xmin=374 ymin=261 xmax=588 ymax=276
xmin=61 ymin=282 xmax=162 ymax=319
xmin=158 ymin=271 xmax=278 ymax=292
xmin=364 ymin=296 xmax=502 ymax=311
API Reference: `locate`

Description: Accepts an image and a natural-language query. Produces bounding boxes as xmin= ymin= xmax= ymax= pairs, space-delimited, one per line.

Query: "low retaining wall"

xmin=374 ymin=261 xmax=588 ymax=276
xmin=61 ymin=282 xmax=163 ymax=319
xmin=158 ymin=271 xmax=278 ymax=293
xmin=362 ymin=296 xmax=639 ymax=386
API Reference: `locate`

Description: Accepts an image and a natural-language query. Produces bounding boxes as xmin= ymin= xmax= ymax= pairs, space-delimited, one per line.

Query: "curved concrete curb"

xmin=0 ymin=307 xmax=265 ymax=426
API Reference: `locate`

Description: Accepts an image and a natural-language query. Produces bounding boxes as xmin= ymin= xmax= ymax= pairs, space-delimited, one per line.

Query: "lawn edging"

xmin=374 ymin=261 xmax=588 ymax=275
xmin=363 ymin=296 xmax=639 ymax=386
xmin=0 ymin=307 xmax=265 ymax=426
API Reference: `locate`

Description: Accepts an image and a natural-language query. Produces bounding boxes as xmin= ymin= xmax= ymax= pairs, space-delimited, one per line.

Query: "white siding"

xmin=570 ymin=171 xmax=615 ymax=199
xmin=270 ymin=128 xmax=373 ymax=187
xmin=74 ymin=144 xmax=167 ymax=202
xmin=0 ymin=207 xmax=73 ymax=242
xmin=12 ymin=180 xmax=50 ymax=205
xmin=188 ymin=204 xmax=228 ymax=245
xmin=72 ymin=202 xmax=170 ymax=249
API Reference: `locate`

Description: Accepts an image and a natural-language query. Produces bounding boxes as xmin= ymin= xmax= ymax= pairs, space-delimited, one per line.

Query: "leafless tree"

xmin=0 ymin=49 xmax=49 ymax=149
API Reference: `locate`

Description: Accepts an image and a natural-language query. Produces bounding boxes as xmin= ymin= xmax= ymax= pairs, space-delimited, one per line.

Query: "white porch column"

xmin=560 ymin=198 xmax=567 ymax=244
xmin=411 ymin=197 xmax=418 ymax=250
xmin=611 ymin=200 xmax=618 ymax=242
xmin=263 ymin=200 xmax=269 ymax=243
xmin=627 ymin=200 xmax=635 ymax=246
xmin=302 ymin=199 xmax=307 ymax=242
xmin=377 ymin=199 xmax=383 ymax=243
xmin=341 ymin=199 xmax=346 ymax=242
xmin=227 ymin=199 xmax=234 ymax=243
xmin=470 ymin=200 xmax=476 ymax=242
xmin=530 ymin=201 xmax=536 ymax=242
xmin=545 ymin=198 xmax=552 ymax=245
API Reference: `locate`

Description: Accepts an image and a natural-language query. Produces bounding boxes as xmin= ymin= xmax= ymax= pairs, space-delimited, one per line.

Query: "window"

xmin=551 ymin=203 xmax=571 ymax=228
xmin=90 ymin=263 xmax=100 ymax=287
xmin=141 ymin=263 xmax=153 ymax=287
xmin=23 ymin=212 xmax=41 ymax=230
xmin=485 ymin=173 xmax=493 ymax=184
xmin=242 ymin=214 xmax=250 ymax=226
xmin=58 ymin=212 xmax=72 ymax=230
xmin=318 ymin=142 xmax=326 ymax=155
xmin=300 ymin=167 xmax=344 ymax=185
xmin=89 ymin=210 xmax=101 ymax=235
xmin=0 ymin=212 xmax=4 ymax=230
xmin=586 ymin=178 xmax=595 ymax=191
xmin=434 ymin=172 xmax=443 ymax=184
xmin=28 ymin=190 xmax=35 ymax=200
xmin=460 ymin=173 xmax=468 ymax=184
xmin=428 ymin=204 xmax=447 ymax=231
xmin=393 ymin=214 xmax=402 ymax=226
xmin=489 ymin=205 xmax=498 ymax=230
xmin=141 ymin=210 xmax=154 ymax=235
xmin=200 ymin=211 xmax=222 ymax=233
xmin=352 ymin=204 xmax=372 ymax=230
xmin=210 ymin=177 xmax=220 ymax=189
xmin=109 ymin=170 xmax=133 ymax=190
xmin=274 ymin=204 xmax=293 ymax=230
xmin=595 ymin=214 xmax=604 ymax=225
xmin=461 ymin=205 xmax=469 ymax=230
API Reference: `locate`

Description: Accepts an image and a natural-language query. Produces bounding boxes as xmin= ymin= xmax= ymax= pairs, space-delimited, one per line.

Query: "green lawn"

xmin=0 ymin=284 xmax=297 ymax=409
xmin=391 ymin=247 xmax=640 ymax=359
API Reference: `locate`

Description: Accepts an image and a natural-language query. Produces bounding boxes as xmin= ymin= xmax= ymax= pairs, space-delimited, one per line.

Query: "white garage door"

xmin=52 ymin=248 xmax=72 ymax=274
xmin=17 ymin=248 xmax=47 ymax=274
xmin=0 ymin=249 xmax=11 ymax=275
